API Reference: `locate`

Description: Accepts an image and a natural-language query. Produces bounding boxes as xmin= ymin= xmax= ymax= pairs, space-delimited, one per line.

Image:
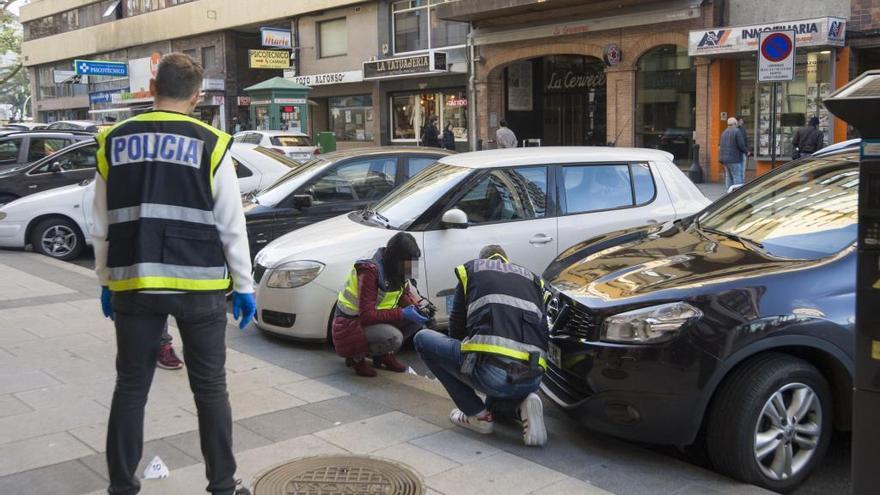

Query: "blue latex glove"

xmin=402 ymin=305 xmax=429 ymax=324
xmin=100 ymin=286 xmax=113 ymax=320
xmin=232 ymin=292 xmax=257 ymax=330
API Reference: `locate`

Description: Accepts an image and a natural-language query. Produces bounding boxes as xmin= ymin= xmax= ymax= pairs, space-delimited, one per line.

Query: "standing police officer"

xmin=413 ymin=245 xmax=549 ymax=447
xmin=91 ymin=53 xmax=255 ymax=495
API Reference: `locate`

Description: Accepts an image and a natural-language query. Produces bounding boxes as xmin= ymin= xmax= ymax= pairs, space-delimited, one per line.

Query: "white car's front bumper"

xmin=254 ymin=274 xmax=337 ymax=341
xmin=0 ymin=221 xmax=26 ymax=248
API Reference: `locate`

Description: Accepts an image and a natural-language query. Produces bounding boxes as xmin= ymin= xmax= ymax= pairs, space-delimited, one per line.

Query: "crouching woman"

xmin=332 ymin=232 xmax=429 ymax=377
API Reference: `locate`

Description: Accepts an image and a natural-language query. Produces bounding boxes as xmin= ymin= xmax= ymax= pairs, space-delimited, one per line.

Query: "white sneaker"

xmin=449 ymin=408 xmax=494 ymax=434
xmin=519 ymin=393 xmax=547 ymax=447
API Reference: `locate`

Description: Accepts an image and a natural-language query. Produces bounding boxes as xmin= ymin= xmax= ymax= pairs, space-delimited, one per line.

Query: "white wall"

xmin=726 ymin=0 xmax=849 ymax=26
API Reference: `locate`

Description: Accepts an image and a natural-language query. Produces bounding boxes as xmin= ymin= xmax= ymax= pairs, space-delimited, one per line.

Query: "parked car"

xmin=234 ymin=130 xmax=319 ymax=162
xmin=0 ymin=145 xmax=289 ymax=260
xmin=244 ymin=147 xmax=454 ymax=258
xmin=0 ymin=140 xmax=294 ymax=206
xmin=1 ymin=123 xmax=48 ymax=131
xmin=540 ymin=144 xmax=858 ymax=492
xmin=252 ymin=147 xmax=710 ymax=339
xmin=0 ymin=131 xmax=95 ymax=172
xmin=46 ymin=120 xmax=101 ymax=133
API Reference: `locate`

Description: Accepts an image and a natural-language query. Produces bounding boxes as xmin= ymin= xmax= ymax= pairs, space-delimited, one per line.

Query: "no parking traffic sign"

xmin=758 ymin=31 xmax=796 ymax=82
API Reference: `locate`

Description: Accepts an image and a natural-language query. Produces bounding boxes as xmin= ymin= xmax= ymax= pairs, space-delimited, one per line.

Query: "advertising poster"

xmin=507 ymin=61 xmax=533 ymax=111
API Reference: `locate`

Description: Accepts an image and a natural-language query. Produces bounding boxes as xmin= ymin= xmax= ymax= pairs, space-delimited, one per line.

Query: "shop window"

xmin=329 ymin=96 xmax=373 ymax=142
xmin=319 ymin=18 xmax=348 ymax=58
xmin=280 ymin=106 xmax=303 ymax=133
xmin=635 ymin=45 xmax=696 ymax=170
xmin=455 ymin=167 xmax=548 ymax=224
xmin=201 ymin=46 xmax=216 ymax=71
xmin=392 ymin=0 xmax=467 ymax=54
xmin=562 ymin=165 xmax=635 ymax=214
xmin=391 ymin=91 xmax=466 ymax=143
xmin=254 ymin=106 xmax=270 ymax=131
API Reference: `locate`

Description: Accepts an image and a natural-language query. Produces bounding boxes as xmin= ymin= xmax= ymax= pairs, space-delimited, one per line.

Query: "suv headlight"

xmin=601 ymin=302 xmax=702 ymax=344
xmin=265 ymin=261 xmax=325 ymax=289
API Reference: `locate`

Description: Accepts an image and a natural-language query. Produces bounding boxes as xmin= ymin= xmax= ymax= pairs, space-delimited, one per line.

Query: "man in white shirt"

xmin=92 ymin=53 xmax=253 ymax=495
xmin=495 ymin=120 xmax=518 ymax=149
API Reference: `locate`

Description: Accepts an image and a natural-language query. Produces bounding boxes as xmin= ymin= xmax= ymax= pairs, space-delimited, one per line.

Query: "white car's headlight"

xmin=601 ymin=302 xmax=702 ymax=344
xmin=265 ymin=261 xmax=325 ymax=289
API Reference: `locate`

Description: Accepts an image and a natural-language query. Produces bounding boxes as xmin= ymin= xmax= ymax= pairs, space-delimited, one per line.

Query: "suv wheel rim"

xmin=753 ymin=382 xmax=822 ymax=481
xmin=41 ymin=225 xmax=76 ymax=257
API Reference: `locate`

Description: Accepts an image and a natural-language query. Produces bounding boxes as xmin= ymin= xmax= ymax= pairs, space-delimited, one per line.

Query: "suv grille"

xmin=552 ymin=298 xmax=598 ymax=340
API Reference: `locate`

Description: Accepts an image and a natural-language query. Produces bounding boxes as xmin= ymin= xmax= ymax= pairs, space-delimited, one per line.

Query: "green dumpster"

xmin=316 ymin=131 xmax=337 ymax=153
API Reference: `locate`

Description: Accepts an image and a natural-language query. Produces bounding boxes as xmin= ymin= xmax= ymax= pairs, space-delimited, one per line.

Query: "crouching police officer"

xmin=92 ymin=53 xmax=255 ymax=495
xmin=414 ymin=245 xmax=549 ymax=447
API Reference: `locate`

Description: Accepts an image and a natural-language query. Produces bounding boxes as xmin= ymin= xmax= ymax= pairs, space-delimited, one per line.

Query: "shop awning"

xmin=470 ymin=0 xmax=703 ymax=46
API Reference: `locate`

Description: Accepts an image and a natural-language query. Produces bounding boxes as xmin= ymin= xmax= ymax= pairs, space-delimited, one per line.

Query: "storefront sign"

xmin=111 ymin=91 xmax=154 ymax=104
xmin=603 ymin=44 xmax=622 ymax=66
xmin=507 ymin=61 xmax=533 ymax=111
xmin=127 ymin=53 xmax=161 ymax=99
xmin=363 ymin=52 xmax=447 ymax=80
xmin=237 ymin=96 xmax=251 ymax=106
xmin=289 ymin=70 xmax=364 ymax=87
xmin=249 ymin=49 xmax=291 ymax=69
xmin=758 ymin=31 xmax=796 ymax=82
xmin=75 ymin=59 xmax=128 ymax=77
xmin=261 ymin=27 xmax=292 ymax=49
xmin=89 ymin=89 xmax=125 ymax=105
xmin=545 ymin=68 xmax=606 ymax=92
xmin=274 ymin=97 xmax=306 ymax=104
xmin=689 ymin=17 xmax=846 ymax=56
xmin=446 ymin=95 xmax=468 ymax=107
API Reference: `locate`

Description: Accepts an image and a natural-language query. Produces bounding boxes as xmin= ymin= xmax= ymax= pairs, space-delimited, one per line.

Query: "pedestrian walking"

xmin=442 ymin=122 xmax=456 ymax=151
xmin=414 ymin=245 xmax=549 ymax=447
xmin=332 ymin=232 xmax=427 ymax=377
xmin=792 ymin=116 xmax=824 ymax=160
xmin=92 ymin=53 xmax=255 ymax=495
xmin=719 ymin=117 xmax=748 ymax=189
xmin=420 ymin=116 xmax=441 ymax=148
xmin=737 ymin=118 xmax=750 ymax=168
xmin=495 ymin=120 xmax=518 ymax=149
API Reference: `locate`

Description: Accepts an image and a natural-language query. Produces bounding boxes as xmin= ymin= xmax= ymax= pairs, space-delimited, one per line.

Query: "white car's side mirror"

xmin=441 ymin=208 xmax=468 ymax=229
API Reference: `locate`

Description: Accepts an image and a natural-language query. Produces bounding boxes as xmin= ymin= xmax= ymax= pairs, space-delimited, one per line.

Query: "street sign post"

xmin=74 ymin=59 xmax=128 ymax=77
xmin=758 ymin=30 xmax=796 ymax=168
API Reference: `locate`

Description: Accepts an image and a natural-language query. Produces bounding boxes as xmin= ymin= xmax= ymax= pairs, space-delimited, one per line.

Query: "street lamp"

xmin=822 ymin=70 xmax=880 ymax=495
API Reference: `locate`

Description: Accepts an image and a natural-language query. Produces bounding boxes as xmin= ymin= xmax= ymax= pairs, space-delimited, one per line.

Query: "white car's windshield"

xmin=371 ymin=162 xmax=472 ymax=230
xmin=698 ymin=150 xmax=859 ymax=260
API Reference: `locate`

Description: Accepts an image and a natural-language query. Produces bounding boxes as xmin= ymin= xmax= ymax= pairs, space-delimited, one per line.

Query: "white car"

xmin=233 ymin=130 xmax=319 ymax=163
xmin=0 ymin=143 xmax=298 ymax=260
xmin=252 ymin=147 xmax=711 ymax=340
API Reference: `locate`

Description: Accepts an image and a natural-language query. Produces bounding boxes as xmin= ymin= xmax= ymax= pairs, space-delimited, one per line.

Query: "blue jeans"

xmin=413 ymin=329 xmax=542 ymax=417
xmin=723 ymin=160 xmax=745 ymax=189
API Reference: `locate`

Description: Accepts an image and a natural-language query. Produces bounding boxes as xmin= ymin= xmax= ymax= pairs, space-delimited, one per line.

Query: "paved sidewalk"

xmin=0 ymin=251 xmax=772 ymax=495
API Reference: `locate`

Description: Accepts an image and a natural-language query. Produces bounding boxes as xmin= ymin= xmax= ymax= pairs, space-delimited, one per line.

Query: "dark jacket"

xmin=421 ymin=123 xmax=441 ymax=148
xmin=737 ymin=125 xmax=749 ymax=150
xmin=331 ymin=261 xmax=418 ymax=358
xmin=792 ymin=125 xmax=824 ymax=155
xmin=719 ymin=126 xmax=748 ymax=165
xmin=442 ymin=129 xmax=455 ymax=150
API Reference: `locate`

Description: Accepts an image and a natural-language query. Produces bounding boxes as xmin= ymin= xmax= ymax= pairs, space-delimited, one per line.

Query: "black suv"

xmin=244 ymin=147 xmax=453 ymax=257
xmin=541 ymin=145 xmax=857 ymax=492
xmin=0 ymin=139 xmax=98 ymax=204
xmin=0 ymin=131 xmax=95 ymax=172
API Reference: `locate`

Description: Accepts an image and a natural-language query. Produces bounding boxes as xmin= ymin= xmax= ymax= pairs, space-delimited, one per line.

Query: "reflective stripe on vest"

xmin=460 ymin=334 xmax=548 ymax=370
xmin=467 ymin=293 xmax=542 ymax=323
xmin=336 ymin=266 xmax=403 ymax=316
xmin=107 ymin=203 xmax=216 ymax=225
xmin=108 ymin=263 xmax=229 ymax=292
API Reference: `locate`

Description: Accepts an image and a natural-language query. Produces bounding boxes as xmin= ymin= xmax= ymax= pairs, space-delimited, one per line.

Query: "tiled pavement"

xmin=0 ymin=251 xmax=773 ymax=495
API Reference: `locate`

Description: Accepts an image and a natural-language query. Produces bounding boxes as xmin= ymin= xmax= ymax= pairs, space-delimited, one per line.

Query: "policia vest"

xmin=455 ymin=256 xmax=550 ymax=369
xmin=95 ymin=110 xmax=232 ymax=292
xmin=337 ymin=249 xmax=405 ymax=316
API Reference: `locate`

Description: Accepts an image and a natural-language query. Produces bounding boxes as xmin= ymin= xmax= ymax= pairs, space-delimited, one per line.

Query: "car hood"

xmin=254 ymin=213 xmax=398 ymax=268
xmin=544 ymin=221 xmax=822 ymax=307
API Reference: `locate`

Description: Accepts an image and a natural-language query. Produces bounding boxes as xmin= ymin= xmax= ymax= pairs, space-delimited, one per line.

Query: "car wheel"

xmin=706 ymin=352 xmax=832 ymax=493
xmin=30 ymin=217 xmax=84 ymax=261
xmin=0 ymin=193 xmax=18 ymax=205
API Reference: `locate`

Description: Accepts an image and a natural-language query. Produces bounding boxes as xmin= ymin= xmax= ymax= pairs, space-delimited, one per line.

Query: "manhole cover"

xmin=252 ymin=455 xmax=425 ymax=495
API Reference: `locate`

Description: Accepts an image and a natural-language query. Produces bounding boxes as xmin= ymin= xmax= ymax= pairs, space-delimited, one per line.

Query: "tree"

xmin=0 ymin=0 xmax=28 ymax=119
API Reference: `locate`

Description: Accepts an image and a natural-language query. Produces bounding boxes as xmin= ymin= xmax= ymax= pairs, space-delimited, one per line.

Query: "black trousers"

xmin=106 ymin=291 xmax=236 ymax=495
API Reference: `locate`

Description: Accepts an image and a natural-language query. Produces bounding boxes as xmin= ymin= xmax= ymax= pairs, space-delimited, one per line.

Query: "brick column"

xmin=605 ymin=65 xmax=635 ymax=147
xmin=694 ymin=58 xmax=711 ymax=169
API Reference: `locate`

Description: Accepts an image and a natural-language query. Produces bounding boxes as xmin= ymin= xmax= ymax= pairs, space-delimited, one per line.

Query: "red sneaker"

xmin=374 ymin=353 xmax=407 ymax=373
xmin=353 ymin=358 xmax=377 ymax=377
xmin=157 ymin=343 xmax=184 ymax=370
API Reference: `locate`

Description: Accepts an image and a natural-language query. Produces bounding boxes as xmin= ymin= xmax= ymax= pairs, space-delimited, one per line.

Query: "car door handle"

xmin=28 ymin=185 xmax=37 ymax=189
xmin=529 ymin=234 xmax=554 ymax=245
